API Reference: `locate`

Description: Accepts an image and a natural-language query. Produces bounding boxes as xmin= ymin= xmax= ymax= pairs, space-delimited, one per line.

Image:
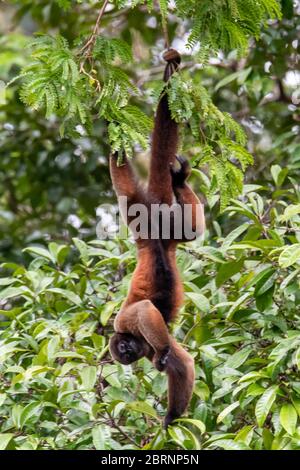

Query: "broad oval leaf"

xmin=255 ymin=386 xmax=278 ymax=428
xmin=127 ymin=401 xmax=157 ymax=419
xmin=279 ymin=244 xmax=300 ymax=268
xmin=0 ymin=433 xmax=14 ymax=450
xmin=280 ymin=404 xmax=297 ymax=435
xmin=217 ymin=401 xmax=240 ymax=424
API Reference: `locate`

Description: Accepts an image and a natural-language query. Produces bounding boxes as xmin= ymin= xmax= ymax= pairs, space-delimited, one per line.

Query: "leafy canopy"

xmin=1 ymin=171 xmax=300 ymax=449
xmin=14 ymin=0 xmax=281 ymax=208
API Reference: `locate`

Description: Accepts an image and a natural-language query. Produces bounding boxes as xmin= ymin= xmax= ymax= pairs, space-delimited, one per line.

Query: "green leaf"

xmin=254 ymin=268 xmax=276 ymax=296
xmin=291 ymin=395 xmax=300 ymax=418
xmin=92 ymin=425 xmax=110 ymax=450
xmin=213 ymin=439 xmax=250 ymax=450
xmin=271 ymin=165 xmax=288 ymax=186
xmin=255 ymin=286 xmax=274 ymax=312
xmin=216 ymin=258 xmax=244 ymax=288
xmin=127 ymin=401 xmax=157 ymax=419
xmin=143 ymin=429 xmax=166 ymax=450
xmin=226 ymin=347 xmax=251 ymax=369
xmin=185 ymin=292 xmax=210 ymax=314
xmin=73 ymin=237 xmax=90 ymax=264
xmin=255 ymin=386 xmax=278 ymax=427
xmin=279 ymin=204 xmax=300 ymax=222
xmin=0 ymin=286 xmax=31 ymax=301
xmin=193 ymin=381 xmax=210 ymax=401
xmin=48 ymin=242 xmax=69 ymax=264
xmin=0 ymin=278 xmax=17 ymax=286
xmin=278 ymin=244 xmax=300 ymax=268
xmin=279 ymin=404 xmax=297 ymax=435
xmin=217 ymin=401 xmax=240 ymax=423
xmin=168 ymin=425 xmax=201 ymax=450
xmin=262 ymin=428 xmax=274 ymax=450
xmin=215 ymin=67 xmax=252 ymax=91
xmin=175 ymin=418 xmax=206 ymax=434
xmin=46 ymin=288 xmax=82 ymax=306
xmin=12 ymin=366 xmax=53 ymax=385
xmin=20 ymin=402 xmax=42 ymax=429
xmin=226 ymin=292 xmax=251 ymax=320
xmin=0 ymin=433 xmax=14 ymax=450
xmin=23 ymin=246 xmax=55 ymax=262
xmin=0 ymin=393 xmax=7 ymax=407
xmin=235 ymin=426 xmax=254 ymax=445
xmin=294 ymin=347 xmax=300 ymax=370
xmin=100 ymin=301 xmax=118 ymax=326
xmin=80 ymin=366 xmax=97 ymax=391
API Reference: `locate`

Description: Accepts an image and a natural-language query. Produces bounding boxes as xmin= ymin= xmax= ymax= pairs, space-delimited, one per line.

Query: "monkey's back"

xmin=126 ymin=240 xmax=183 ymax=324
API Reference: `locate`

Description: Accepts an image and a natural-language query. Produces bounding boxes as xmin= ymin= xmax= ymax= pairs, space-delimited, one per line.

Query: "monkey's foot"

xmin=170 ymin=155 xmax=191 ymax=188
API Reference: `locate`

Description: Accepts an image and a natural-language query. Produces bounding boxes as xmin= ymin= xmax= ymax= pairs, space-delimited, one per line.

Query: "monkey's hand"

xmin=153 ymin=346 xmax=170 ymax=372
xmin=170 ymin=156 xmax=191 ymax=189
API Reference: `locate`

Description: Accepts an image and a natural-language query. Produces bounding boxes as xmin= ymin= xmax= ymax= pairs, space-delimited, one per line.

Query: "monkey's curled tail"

xmin=164 ymin=338 xmax=195 ymax=429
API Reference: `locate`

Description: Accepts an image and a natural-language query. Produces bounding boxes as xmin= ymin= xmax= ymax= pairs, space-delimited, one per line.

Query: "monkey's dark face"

xmin=109 ymin=333 xmax=145 ymax=365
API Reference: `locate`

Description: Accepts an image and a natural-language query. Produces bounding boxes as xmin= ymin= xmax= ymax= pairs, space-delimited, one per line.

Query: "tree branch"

xmin=79 ymin=0 xmax=110 ymax=55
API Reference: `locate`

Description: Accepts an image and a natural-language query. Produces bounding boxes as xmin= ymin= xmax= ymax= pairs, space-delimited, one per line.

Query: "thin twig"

xmin=158 ymin=0 xmax=170 ymax=49
xmin=106 ymin=410 xmax=141 ymax=448
xmin=162 ymin=20 xmax=170 ymax=49
xmin=79 ymin=62 xmax=101 ymax=91
xmin=80 ymin=0 xmax=110 ymax=55
xmin=78 ymin=1 xmax=109 ymax=89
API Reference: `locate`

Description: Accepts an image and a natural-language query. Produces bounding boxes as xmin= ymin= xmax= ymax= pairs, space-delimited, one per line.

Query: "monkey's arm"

xmin=110 ymin=152 xmax=140 ymax=201
xmin=164 ymin=338 xmax=195 ymax=428
xmin=171 ymin=156 xmax=205 ymax=241
xmin=175 ymin=184 xmax=205 ymax=240
xmin=110 ymin=152 xmax=146 ymax=229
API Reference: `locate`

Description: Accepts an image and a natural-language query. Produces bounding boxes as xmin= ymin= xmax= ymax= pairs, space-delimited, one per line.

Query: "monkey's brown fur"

xmin=109 ymin=49 xmax=205 ymax=428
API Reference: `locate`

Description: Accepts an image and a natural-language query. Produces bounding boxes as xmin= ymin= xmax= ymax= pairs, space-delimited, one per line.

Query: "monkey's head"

xmin=109 ymin=333 xmax=149 ymax=365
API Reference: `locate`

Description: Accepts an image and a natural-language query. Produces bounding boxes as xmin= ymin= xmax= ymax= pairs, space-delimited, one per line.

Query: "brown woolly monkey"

xmin=109 ymin=49 xmax=205 ymax=428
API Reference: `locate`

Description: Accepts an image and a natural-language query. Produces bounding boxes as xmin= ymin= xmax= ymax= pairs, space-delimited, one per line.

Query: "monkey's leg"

xmin=136 ymin=300 xmax=172 ymax=370
xmin=114 ymin=301 xmax=195 ymax=427
xmin=134 ymin=300 xmax=196 ymax=423
xmin=148 ymin=51 xmax=181 ymax=205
